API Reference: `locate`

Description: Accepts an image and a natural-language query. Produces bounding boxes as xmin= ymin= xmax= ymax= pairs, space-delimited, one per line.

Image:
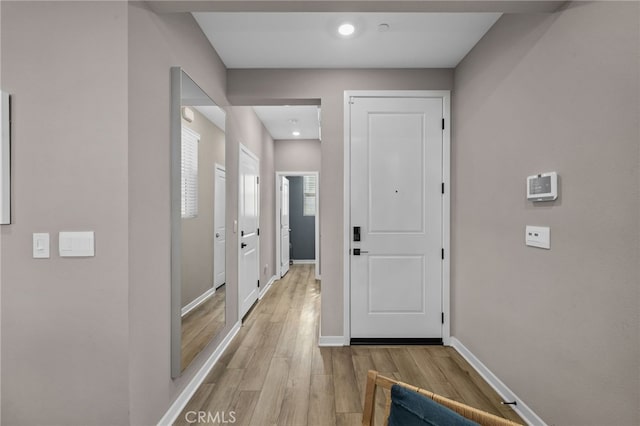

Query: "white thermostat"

xmin=527 ymin=172 xmax=558 ymax=201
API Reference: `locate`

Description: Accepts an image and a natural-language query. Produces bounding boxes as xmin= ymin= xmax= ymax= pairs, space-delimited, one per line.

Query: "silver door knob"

xmin=216 ymin=233 xmax=220 ymax=238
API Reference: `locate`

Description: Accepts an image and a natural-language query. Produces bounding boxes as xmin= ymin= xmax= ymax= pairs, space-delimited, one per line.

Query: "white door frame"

xmin=342 ymin=90 xmax=451 ymax=346
xmin=275 ymin=171 xmax=320 ymax=280
xmin=214 ymin=163 xmax=226 ymax=289
xmin=238 ymin=143 xmax=260 ymax=321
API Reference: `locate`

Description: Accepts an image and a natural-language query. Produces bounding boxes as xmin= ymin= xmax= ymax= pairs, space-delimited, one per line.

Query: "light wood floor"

xmin=175 ymin=265 xmax=523 ymax=425
xmin=182 ymin=285 xmax=226 ymax=371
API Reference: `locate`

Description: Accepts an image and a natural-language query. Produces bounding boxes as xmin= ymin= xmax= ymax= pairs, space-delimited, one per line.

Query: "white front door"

xmin=280 ymin=177 xmax=290 ymax=277
xmin=350 ymin=96 xmax=444 ymax=340
xmin=214 ymin=165 xmax=226 ymax=289
xmin=239 ymin=145 xmax=260 ymax=319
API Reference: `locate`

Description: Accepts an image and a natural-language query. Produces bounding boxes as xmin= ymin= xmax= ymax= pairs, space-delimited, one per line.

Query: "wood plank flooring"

xmin=181 ymin=286 xmax=226 ymax=371
xmin=175 ymin=265 xmax=523 ymax=425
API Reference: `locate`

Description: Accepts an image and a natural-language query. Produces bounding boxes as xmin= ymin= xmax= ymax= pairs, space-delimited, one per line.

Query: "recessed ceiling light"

xmin=292 ymin=131 xmax=301 ymax=137
xmin=338 ymin=23 xmax=355 ymax=37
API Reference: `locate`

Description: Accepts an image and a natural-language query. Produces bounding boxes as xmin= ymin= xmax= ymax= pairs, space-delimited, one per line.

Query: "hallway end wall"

xmin=228 ymin=69 xmax=454 ymax=338
xmin=452 ymin=3 xmax=640 ymax=425
xmin=275 ymin=139 xmax=321 ymax=172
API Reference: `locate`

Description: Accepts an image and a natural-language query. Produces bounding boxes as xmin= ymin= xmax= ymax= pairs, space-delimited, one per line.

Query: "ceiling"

xmin=192 ymin=10 xmax=502 ymax=140
xmin=193 ymin=12 xmax=501 ymax=69
xmin=253 ymin=106 xmax=321 ymax=140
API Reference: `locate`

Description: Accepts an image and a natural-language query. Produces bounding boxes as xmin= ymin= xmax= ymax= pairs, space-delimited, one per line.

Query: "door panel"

xmin=369 ymin=113 xmax=425 ymax=232
xmin=239 ymin=147 xmax=260 ymax=319
xmin=350 ymin=96 xmax=443 ymax=339
xmin=280 ymin=177 xmax=290 ymax=277
xmin=214 ymin=166 xmax=226 ymax=288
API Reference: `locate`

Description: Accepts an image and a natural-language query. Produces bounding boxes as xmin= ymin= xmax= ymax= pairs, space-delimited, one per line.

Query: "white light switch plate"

xmin=33 ymin=233 xmax=50 ymax=259
xmin=59 ymin=231 xmax=95 ymax=257
xmin=525 ymin=226 xmax=550 ymax=249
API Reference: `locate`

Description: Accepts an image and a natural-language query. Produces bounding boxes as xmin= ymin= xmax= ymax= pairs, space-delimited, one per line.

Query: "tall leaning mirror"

xmin=171 ymin=67 xmax=226 ymax=378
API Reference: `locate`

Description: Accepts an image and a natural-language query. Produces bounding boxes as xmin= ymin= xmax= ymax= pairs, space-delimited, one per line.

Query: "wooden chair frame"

xmin=362 ymin=370 xmax=523 ymax=426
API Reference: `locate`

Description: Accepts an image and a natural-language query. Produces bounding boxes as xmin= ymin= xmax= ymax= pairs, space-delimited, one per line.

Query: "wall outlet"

xmin=525 ymin=226 xmax=550 ymax=249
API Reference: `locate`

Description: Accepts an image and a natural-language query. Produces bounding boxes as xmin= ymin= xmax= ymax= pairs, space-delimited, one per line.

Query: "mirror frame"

xmin=170 ymin=66 xmax=227 ymax=378
xmin=170 ymin=67 xmax=182 ymax=378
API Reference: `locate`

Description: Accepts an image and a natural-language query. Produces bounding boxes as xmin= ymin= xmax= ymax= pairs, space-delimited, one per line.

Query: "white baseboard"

xmin=292 ymin=259 xmax=315 ymax=264
xmin=181 ymin=287 xmax=216 ymax=317
xmin=318 ymin=335 xmax=345 ymax=347
xmin=259 ymin=275 xmax=277 ymax=300
xmin=157 ymin=321 xmax=241 ymax=426
xmin=449 ymin=337 xmax=547 ymax=426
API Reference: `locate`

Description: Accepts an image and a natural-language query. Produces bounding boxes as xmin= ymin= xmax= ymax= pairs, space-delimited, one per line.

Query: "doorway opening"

xmin=276 ymin=171 xmax=320 ymax=280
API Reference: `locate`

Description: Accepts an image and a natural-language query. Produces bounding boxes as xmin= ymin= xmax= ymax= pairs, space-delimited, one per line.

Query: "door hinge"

xmin=257 ymin=279 xmax=260 ymax=287
xmin=441 ymin=248 xmax=445 ymax=260
xmin=241 ymin=230 xmax=244 ymax=237
xmin=441 ymin=182 xmax=445 ymax=194
xmin=257 ymin=176 xmax=260 ymax=184
xmin=257 ymin=228 xmax=260 ymax=236
xmin=441 ymin=312 xmax=445 ymax=324
xmin=442 ymin=118 xmax=445 ymax=130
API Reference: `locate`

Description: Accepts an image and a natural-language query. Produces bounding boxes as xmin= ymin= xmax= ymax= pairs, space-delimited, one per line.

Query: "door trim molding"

xmin=275 ymin=171 xmax=321 ymax=280
xmin=238 ymin=143 xmax=260 ymax=321
xmin=342 ymin=90 xmax=451 ymax=346
xmin=214 ymin=163 xmax=226 ymax=289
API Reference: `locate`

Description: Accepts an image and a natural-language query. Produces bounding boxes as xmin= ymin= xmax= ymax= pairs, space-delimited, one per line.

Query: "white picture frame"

xmin=1 ymin=91 xmax=11 ymax=224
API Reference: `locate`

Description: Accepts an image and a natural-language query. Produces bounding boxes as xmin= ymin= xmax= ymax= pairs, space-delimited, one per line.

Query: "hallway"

xmin=175 ymin=265 xmax=522 ymax=425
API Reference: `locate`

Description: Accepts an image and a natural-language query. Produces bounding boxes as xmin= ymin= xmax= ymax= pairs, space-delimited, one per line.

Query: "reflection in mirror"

xmin=171 ymin=68 xmax=226 ymax=377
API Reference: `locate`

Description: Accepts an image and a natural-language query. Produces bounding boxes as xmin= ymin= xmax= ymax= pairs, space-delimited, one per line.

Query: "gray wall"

xmin=128 ymin=5 xmax=235 ymax=423
xmin=181 ymin=111 xmax=225 ymax=307
xmin=129 ymin=5 xmax=274 ymax=424
xmin=287 ymin=176 xmax=315 ymax=260
xmin=275 ymin=139 xmax=321 ymax=172
xmin=226 ymin=106 xmax=277 ymax=286
xmin=452 ymin=3 xmax=639 ymax=425
xmin=1 ymin=2 xmax=130 ymax=424
xmin=228 ymin=69 xmax=454 ymax=337
xmin=0 ymin=3 xmax=277 ymax=423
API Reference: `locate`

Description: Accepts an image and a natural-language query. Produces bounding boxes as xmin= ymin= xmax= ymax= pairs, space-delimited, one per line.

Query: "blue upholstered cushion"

xmin=387 ymin=384 xmax=480 ymax=426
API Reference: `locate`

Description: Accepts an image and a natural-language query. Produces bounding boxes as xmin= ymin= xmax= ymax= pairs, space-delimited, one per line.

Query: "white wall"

xmin=452 ymin=3 xmax=640 ymax=425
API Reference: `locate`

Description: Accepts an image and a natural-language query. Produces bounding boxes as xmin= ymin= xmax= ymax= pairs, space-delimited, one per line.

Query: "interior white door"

xmin=239 ymin=146 xmax=260 ymax=319
xmin=214 ymin=165 xmax=226 ymax=289
xmin=280 ymin=177 xmax=290 ymax=277
xmin=350 ymin=96 xmax=443 ymax=340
